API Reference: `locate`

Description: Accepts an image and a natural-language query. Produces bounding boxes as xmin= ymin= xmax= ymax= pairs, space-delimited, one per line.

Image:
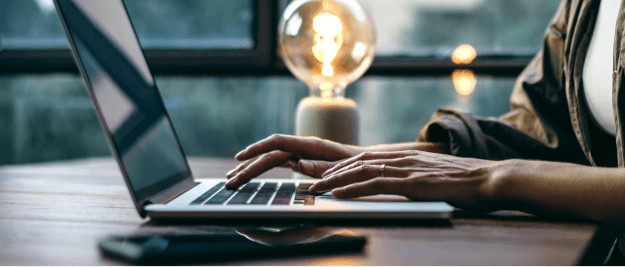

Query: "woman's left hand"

xmin=307 ymin=150 xmax=513 ymax=213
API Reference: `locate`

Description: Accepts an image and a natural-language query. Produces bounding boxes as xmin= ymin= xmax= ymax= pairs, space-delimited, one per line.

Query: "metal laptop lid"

xmin=54 ymin=0 xmax=194 ymax=218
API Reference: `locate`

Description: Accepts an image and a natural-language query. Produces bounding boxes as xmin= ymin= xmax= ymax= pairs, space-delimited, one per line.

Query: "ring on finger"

xmin=379 ymin=164 xmax=386 ymax=177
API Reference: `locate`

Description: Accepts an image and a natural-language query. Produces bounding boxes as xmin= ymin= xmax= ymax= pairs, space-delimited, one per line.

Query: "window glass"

xmin=283 ymin=0 xmax=560 ymax=57
xmin=0 ymin=0 xmax=255 ymax=49
xmin=0 ymin=74 xmax=515 ymax=165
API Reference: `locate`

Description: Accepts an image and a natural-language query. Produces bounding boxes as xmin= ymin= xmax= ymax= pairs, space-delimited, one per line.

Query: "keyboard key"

xmin=271 ymin=197 xmax=291 ymax=205
xmin=295 ymin=195 xmax=315 ymax=205
xmin=258 ymin=182 xmax=277 ymax=192
xmin=296 ymin=183 xmax=313 ymax=194
xmin=204 ymin=188 xmax=236 ymax=204
xmin=249 ymin=193 xmax=273 ymax=205
xmin=190 ymin=182 xmax=225 ymax=205
xmin=227 ymin=191 xmax=255 ymax=204
xmin=293 ymin=183 xmax=315 ymax=205
xmin=280 ymin=183 xmax=295 ymax=188
xmin=239 ymin=182 xmax=260 ymax=191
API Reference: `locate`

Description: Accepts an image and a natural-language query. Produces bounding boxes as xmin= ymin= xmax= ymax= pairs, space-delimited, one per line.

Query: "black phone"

xmin=99 ymin=231 xmax=366 ymax=264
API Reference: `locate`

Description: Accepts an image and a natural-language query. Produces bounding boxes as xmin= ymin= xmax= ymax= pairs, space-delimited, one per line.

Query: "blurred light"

xmin=35 ymin=0 xmax=55 ymax=14
xmin=319 ymin=81 xmax=333 ymax=91
xmin=451 ymin=44 xmax=476 ymax=64
xmin=452 ymin=69 xmax=476 ymax=96
xmin=351 ymin=42 xmax=366 ymax=62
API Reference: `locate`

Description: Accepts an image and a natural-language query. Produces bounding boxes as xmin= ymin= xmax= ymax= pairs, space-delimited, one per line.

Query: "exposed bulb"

xmin=279 ymin=0 xmax=376 ymax=99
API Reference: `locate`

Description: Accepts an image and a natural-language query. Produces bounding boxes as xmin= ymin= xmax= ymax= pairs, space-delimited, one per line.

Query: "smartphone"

xmin=99 ymin=231 xmax=366 ymax=264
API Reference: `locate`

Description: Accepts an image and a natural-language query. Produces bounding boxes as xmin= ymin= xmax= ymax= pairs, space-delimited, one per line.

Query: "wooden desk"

xmin=0 ymin=158 xmax=612 ymax=265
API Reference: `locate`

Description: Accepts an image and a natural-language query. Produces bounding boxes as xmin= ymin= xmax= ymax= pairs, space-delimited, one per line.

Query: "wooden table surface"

xmin=0 ymin=157 xmax=613 ymax=265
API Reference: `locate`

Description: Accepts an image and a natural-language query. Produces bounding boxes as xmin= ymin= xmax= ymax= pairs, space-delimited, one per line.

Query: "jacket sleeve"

xmin=417 ymin=0 xmax=589 ymax=165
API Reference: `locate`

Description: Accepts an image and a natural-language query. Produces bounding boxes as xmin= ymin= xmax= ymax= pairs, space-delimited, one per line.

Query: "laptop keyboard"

xmin=190 ymin=182 xmax=315 ymax=206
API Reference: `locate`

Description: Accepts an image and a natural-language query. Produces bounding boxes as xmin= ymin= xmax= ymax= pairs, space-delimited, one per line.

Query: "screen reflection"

xmin=57 ymin=0 xmax=190 ymax=201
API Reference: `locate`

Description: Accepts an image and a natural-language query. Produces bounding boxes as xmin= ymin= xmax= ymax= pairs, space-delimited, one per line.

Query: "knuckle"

xmin=268 ymin=133 xmax=280 ymax=140
xmin=371 ymin=178 xmax=387 ymax=187
xmin=334 ymin=162 xmax=345 ymax=170
xmin=308 ymin=136 xmax=322 ymax=141
xmin=237 ymin=168 xmax=250 ymax=177
xmin=269 ymin=133 xmax=284 ymax=142
xmin=258 ymin=153 xmax=271 ymax=161
xmin=310 ymin=161 xmax=321 ymax=175
xmin=344 ymin=162 xmax=357 ymax=170
xmin=359 ymin=165 xmax=369 ymax=173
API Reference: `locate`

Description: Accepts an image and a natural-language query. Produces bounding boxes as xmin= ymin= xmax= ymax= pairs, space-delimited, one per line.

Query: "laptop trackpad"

xmin=317 ymin=193 xmax=411 ymax=203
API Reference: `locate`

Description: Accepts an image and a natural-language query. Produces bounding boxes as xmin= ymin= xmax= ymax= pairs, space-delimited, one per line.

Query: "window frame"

xmin=0 ymin=0 xmax=532 ymax=76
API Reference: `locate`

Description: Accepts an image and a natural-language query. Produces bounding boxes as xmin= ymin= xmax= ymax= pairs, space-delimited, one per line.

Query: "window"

xmin=0 ymin=0 xmax=561 ymax=165
xmin=0 ymin=0 xmax=255 ymax=49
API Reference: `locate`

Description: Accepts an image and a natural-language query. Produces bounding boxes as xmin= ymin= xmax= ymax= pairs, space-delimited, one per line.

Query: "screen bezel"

xmin=53 ymin=0 xmax=194 ymax=218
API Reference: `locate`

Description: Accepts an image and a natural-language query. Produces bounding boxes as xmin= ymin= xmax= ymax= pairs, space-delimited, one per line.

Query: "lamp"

xmin=278 ymin=0 xmax=376 ymax=145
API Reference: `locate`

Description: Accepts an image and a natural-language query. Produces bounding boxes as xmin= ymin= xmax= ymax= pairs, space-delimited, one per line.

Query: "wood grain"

xmin=0 ymin=157 xmax=601 ymax=265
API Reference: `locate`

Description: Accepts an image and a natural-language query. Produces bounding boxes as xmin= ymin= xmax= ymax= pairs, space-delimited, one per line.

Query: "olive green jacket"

xmin=419 ymin=0 xmax=625 ymax=168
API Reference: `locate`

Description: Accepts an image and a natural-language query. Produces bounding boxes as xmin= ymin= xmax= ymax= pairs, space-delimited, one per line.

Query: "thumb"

xmin=298 ymin=160 xmax=337 ymax=178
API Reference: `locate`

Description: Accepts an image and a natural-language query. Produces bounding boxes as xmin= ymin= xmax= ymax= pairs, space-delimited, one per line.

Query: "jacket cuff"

xmin=418 ymin=109 xmax=489 ymax=159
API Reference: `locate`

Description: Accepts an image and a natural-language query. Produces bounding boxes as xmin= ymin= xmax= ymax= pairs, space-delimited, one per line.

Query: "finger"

xmin=331 ymin=178 xmax=406 ymax=199
xmin=235 ymin=134 xmax=348 ymax=161
xmin=226 ymin=151 xmax=294 ymax=189
xmin=226 ymin=155 xmax=260 ymax=178
xmin=323 ymin=157 xmax=418 ymax=178
xmin=297 ymin=160 xmax=339 ymax=178
xmin=322 ymin=151 xmax=421 ymax=177
xmin=283 ymin=160 xmax=299 ymax=171
xmin=227 ymin=154 xmax=292 ymax=179
xmin=310 ymin=165 xmax=410 ymax=194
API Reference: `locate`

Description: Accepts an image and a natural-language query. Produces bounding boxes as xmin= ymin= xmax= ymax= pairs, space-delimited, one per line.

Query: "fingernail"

xmin=234 ymin=151 xmax=245 ymax=160
xmin=226 ymin=170 xmax=236 ymax=177
xmin=225 ymin=180 xmax=236 ymax=189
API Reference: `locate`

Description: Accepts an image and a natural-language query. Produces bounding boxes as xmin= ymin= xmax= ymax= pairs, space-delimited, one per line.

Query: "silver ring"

xmin=379 ymin=164 xmax=386 ymax=177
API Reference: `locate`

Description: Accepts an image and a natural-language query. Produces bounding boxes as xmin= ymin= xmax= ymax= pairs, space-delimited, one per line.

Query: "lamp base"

xmin=295 ymin=96 xmax=359 ymax=146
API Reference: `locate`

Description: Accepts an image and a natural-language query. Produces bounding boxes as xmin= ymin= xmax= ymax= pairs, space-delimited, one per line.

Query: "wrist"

xmin=483 ymin=159 xmax=526 ymax=210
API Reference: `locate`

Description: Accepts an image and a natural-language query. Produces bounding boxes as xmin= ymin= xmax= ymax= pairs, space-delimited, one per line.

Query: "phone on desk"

xmin=99 ymin=228 xmax=366 ymax=264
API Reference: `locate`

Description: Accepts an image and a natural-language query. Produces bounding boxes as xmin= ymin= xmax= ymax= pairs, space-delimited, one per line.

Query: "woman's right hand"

xmin=225 ymin=134 xmax=363 ymax=188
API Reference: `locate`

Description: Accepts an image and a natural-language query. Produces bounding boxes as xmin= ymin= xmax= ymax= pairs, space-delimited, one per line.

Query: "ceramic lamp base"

xmin=295 ymin=96 xmax=359 ymax=146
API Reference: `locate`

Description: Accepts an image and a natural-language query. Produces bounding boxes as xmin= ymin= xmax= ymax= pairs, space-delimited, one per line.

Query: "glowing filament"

xmin=312 ymin=13 xmax=343 ymax=77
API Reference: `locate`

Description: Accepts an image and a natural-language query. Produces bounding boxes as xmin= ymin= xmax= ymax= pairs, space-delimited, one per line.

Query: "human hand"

xmin=309 ymin=150 xmax=510 ymax=213
xmin=226 ymin=134 xmax=363 ymax=188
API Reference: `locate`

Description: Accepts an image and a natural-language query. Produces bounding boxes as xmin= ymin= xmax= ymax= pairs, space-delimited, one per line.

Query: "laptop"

xmin=53 ymin=0 xmax=453 ymax=220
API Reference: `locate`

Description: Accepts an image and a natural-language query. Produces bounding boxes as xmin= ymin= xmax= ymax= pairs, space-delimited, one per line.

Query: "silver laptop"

xmin=53 ymin=0 xmax=453 ymax=220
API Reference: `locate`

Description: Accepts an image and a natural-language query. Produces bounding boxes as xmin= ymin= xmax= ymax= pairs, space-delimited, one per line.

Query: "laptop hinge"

xmin=148 ymin=178 xmax=198 ymax=205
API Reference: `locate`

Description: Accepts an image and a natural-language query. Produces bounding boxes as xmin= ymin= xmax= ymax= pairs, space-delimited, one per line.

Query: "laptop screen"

xmin=55 ymin=0 xmax=192 ymax=203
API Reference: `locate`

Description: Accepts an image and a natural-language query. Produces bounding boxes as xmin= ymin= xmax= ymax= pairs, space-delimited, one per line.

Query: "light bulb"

xmin=279 ymin=0 xmax=376 ymax=99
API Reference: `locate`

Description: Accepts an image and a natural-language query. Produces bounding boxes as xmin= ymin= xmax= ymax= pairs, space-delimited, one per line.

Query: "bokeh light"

xmin=452 ymin=69 xmax=476 ymax=96
xmin=451 ymin=44 xmax=477 ymax=64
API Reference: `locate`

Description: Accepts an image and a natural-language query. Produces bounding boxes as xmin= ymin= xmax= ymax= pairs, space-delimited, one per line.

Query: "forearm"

xmin=495 ymin=160 xmax=625 ymax=227
xmin=366 ymin=142 xmax=448 ymax=154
